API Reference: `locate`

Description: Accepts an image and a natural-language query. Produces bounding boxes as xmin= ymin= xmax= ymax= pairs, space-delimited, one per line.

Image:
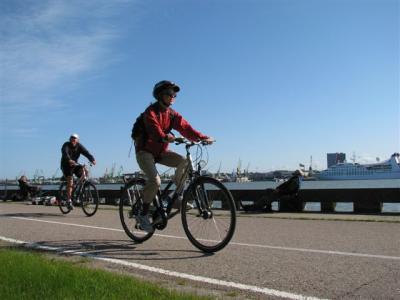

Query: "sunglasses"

xmin=163 ymin=90 xmax=177 ymax=98
xmin=164 ymin=93 xmax=177 ymax=98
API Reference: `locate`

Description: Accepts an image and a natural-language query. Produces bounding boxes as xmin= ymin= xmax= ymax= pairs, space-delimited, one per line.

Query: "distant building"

xmin=327 ymin=152 xmax=346 ymax=168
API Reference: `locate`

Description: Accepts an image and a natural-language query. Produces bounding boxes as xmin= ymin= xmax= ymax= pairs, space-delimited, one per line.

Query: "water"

xmin=223 ymin=179 xmax=400 ymax=190
xmin=302 ymin=202 xmax=400 ymax=213
xmin=2 ymin=178 xmax=399 ymax=191
xmin=237 ymin=200 xmax=400 ymax=213
xmin=228 ymin=179 xmax=400 ymax=213
xmin=83 ymin=180 xmax=400 ymax=213
xmin=2 ymin=179 xmax=399 ymax=212
xmin=382 ymin=203 xmax=400 ymax=213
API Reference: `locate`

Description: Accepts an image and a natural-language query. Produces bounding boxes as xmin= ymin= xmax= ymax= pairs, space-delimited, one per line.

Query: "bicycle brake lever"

xmin=201 ymin=139 xmax=215 ymax=145
xmin=174 ymin=137 xmax=185 ymax=144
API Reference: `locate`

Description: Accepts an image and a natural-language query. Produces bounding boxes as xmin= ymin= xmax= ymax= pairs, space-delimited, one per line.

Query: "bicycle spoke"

xmin=119 ymin=179 xmax=154 ymax=242
xmin=81 ymin=182 xmax=98 ymax=217
xmin=182 ymin=177 xmax=236 ymax=253
xmin=211 ymin=217 xmax=223 ymax=241
xmin=58 ymin=182 xmax=71 ymax=214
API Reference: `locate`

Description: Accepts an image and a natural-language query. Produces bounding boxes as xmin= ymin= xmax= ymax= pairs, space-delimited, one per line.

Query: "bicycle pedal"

xmin=153 ymin=216 xmax=163 ymax=225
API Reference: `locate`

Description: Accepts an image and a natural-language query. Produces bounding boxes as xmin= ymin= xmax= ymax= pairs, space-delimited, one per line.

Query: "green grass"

xmin=0 ymin=249 xmax=212 ymax=300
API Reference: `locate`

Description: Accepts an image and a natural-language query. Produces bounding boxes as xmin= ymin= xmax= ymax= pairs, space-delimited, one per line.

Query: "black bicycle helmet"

xmin=152 ymin=80 xmax=180 ymax=99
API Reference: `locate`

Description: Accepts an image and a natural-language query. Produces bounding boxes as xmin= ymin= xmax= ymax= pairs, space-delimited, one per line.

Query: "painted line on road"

xmin=10 ymin=216 xmax=188 ymax=239
xmin=231 ymin=241 xmax=400 ymax=261
xmin=9 ymin=216 xmax=400 ymax=261
xmin=0 ymin=235 xmax=326 ymax=300
xmin=10 ymin=216 xmax=125 ymax=232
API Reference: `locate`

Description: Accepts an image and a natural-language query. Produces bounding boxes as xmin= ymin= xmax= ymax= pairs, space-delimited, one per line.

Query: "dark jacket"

xmin=135 ymin=102 xmax=208 ymax=158
xmin=60 ymin=142 xmax=95 ymax=168
xmin=276 ymin=175 xmax=301 ymax=195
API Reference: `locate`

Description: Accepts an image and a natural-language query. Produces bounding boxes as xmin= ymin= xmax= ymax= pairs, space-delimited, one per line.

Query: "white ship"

xmin=317 ymin=153 xmax=400 ymax=180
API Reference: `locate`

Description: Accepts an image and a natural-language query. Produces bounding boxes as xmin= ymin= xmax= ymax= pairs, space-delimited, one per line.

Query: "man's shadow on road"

xmin=24 ymin=239 xmax=214 ymax=260
xmin=0 ymin=212 xmax=62 ymax=218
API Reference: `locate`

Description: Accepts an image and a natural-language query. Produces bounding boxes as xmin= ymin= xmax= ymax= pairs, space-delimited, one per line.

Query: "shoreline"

xmin=1 ymin=201 xmax=399 ymax=223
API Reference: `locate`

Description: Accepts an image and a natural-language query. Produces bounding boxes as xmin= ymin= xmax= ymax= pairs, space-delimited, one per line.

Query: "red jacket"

xmin=135 ymin=102 xmax=208 ymax=158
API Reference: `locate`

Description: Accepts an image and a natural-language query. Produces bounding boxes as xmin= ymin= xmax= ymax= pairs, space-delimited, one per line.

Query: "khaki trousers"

xmin=136 ymin=150 xmax=188 ymax=204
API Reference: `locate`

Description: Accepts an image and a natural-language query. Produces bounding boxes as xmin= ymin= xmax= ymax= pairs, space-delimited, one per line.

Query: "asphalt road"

xmin=1 ymin=202 xmax=399 ymax=299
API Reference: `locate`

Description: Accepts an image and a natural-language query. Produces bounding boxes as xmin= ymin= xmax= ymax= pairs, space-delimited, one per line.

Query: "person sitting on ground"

xmin=240 ymin=194 xmax=273 ymax=213
xmin=60 ymin=133 xmax=96 ymax=209
xmin=274 ymin=169 xmax=304 ymax=195
xmin=265 ymin=169 xmax=304 ymax=205
xmin=241 ymin=169 xmax=304 ymax=212
xmin=17 ymin=175 xmax=41 ymax=200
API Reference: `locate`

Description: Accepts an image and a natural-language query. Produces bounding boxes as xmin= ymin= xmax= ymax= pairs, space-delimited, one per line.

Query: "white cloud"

xmin=0 ymin=0 xmax=131 ymax=113
xmin=11 ymin=127 xmax=38 ymax=137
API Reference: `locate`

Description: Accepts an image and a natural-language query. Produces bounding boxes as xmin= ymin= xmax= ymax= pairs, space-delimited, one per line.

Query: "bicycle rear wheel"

xmin=119 ymin=178 xmax=154 ymax=243
xmin=58 ymin=182 xmax=71 ymax=215
xmin=181 ymin=176 xmax=236 ymax=253
xmin=81 ymin=182 xmax=99 ymax=217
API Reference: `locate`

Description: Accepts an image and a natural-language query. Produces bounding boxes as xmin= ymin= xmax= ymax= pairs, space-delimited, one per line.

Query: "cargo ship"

xmin=317 ymin=153 xmax=400 ymax=180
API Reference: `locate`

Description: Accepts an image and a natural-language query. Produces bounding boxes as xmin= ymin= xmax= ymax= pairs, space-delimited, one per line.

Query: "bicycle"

xmin=58 ymin=163 xmax=99 ymax=217
xmin=119 ymin=138 xmax=236 ymax=253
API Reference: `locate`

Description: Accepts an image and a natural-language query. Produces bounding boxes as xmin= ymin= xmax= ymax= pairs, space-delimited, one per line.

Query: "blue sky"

xmin=0 ymin=0 xmax=399 ymax=179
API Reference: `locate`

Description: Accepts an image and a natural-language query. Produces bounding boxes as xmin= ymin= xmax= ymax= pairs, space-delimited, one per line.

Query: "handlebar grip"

xmin=174 ymin=137 xmax=186 ymax=144
xmin=201 ymin=139 xmax=215 ymax=145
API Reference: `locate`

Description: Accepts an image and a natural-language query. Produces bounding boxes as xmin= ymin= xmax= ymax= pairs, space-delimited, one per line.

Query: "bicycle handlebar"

xmin=174 ymin=137 xmax=215 ymax=146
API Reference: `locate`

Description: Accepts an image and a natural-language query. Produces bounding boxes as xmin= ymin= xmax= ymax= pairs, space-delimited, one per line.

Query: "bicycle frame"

xmin=123 ymin=141 xmax=202 ymax=212
xmin=58 ymin=163 xmax=99 ymax=217
xmin=120 ymin=138 xmax=236 ymax=252
xmin=150 ymin=140 xmax=212 ymax=225
xmin=71 ymin=164 xmax=89 ymax=200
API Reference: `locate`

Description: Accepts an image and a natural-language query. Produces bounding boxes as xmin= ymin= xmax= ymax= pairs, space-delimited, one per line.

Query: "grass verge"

xmin=0 ymin=249 xmax=211 ymax=300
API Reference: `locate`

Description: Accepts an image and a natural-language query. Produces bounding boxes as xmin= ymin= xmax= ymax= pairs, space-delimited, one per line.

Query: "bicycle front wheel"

xmin=81 ymin=182 xmax=99 ymax=217
xmin=58 ymin=182 xmax=71 ymax=215
xmin=119 ymin=178 xmax=154 ymax=243
xmin=181 ymin=176 xmax=236 ymax=253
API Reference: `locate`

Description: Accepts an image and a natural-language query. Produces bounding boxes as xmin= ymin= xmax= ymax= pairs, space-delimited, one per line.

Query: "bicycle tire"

xmin=81 ymin=182 xmax=99 ymax=217
xmin=58 ymin=182 xmax=71 ymax=215
xmin=181 ymin=176 xmax=236 ymax=253
xmin=119 ymin=178 xmax=154 ymax=243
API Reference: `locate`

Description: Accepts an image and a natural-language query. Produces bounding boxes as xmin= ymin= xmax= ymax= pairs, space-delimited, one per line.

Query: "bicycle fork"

xmin=193 ymin=184 xmax=213 ymax=219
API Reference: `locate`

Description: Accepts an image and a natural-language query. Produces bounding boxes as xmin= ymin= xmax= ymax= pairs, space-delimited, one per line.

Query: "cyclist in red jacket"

xmin=134 ymin=80 xmax=213 ymax=232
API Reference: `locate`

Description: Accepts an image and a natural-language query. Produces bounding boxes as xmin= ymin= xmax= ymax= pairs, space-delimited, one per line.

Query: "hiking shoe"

xmin=67 ymin=199 xmax=74 ymax=210
xmin=136 ymin=214 xmax=154 ymax=232
xmin=152 ymin=214 xmax=163 ymax=225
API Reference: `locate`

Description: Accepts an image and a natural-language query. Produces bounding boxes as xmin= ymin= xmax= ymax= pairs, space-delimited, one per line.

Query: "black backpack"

xmin=131 ymin=105 xmax=175 ymax=145
xmin=131 ymin=113 xmax=146 ymax=141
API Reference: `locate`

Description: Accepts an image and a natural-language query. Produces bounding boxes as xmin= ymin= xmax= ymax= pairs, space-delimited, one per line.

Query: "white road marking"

xmin=231 ymin=241 xmax=400 ymax=261
xmin=8 ymin=216 xmax=400 ymax=261
xmin=11 ymin=216 xmax=125 ymax=232
xmin=0 ymin=235 xmax=326 ymax=300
